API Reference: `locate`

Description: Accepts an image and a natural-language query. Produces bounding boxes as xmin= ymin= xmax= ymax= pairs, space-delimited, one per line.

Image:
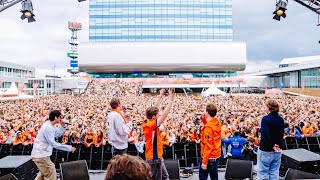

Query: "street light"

xmin=20 ymin=0 xmax=35 ymax=23
xmin=273 ymin=0 xmax=288 ymax=21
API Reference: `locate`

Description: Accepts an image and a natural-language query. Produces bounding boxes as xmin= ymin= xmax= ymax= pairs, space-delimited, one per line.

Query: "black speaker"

xmin=225 ymin=159 xmax=253 ymax=180
xmin=0 ymin=174 xmax=18 ymax=180
xmin=280 ymin=149 xmax=320 ymax=176
xmin=0 ymin=156 xmax=37 ymax=180
xmin=164 ymin=160 xmax=180 ymax=180
xmin=284 ymin=168 xmax=320 ymax=180
xmin=60 ymin=160 xmax=89 ymax=180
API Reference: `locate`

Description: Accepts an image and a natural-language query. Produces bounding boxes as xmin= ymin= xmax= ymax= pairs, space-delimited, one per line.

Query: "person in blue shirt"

xmin=221 ymin=131 xmax=247 ymax=158
xmin=284 ymin=124 xmax=302 ymax=138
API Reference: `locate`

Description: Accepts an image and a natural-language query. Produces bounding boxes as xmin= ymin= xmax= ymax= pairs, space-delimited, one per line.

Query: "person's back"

xmin=258 ymin=100 xmax=284 ymax=180
xmin=260 ymin=113 xmax=284 ymax=152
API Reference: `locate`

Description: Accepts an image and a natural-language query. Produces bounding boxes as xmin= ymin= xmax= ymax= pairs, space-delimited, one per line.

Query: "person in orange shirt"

xmin=84 ymin=129 xmax=96 ymax=148
xmin=94 ymin=130 xmax=105 ymax=148
xmin=161 ymin=131 xmax=169 ymax=146
xmin=221 ymin=122 xmax=229 ymax=158
xmin=142 ymin=89 xmax=174 ymax=180
xmin=13 ymin=131 xmax=26 ymax=146
xmin=302 ymin=122 xmax=314 ymax=136
xmin=199 ymin=104 xmax=222 ymax=180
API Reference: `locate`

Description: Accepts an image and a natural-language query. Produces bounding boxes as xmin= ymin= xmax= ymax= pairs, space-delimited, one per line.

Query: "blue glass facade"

xmin=89 ymin=0 xmax=233 ymax=41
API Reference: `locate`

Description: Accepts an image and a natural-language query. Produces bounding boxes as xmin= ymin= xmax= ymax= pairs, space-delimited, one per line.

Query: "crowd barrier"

xmin=0 ymin=137 xmax=319 ymax=170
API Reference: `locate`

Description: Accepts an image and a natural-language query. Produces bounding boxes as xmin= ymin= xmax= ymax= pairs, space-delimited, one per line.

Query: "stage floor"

xmin=89 ymin=169 xmax=227 ymax=180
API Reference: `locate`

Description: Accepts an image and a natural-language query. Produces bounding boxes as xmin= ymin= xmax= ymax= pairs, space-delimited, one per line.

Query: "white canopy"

xmin=201 ymin=82 xmax=226 ymax=96
xmin=3 ymin=82 xmax=18 ymax=96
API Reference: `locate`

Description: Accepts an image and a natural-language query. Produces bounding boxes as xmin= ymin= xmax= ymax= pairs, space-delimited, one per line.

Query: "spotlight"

xmin=20 ymin=0 xmax=36 ymax=23
xmin=273 ymin=0 xmax=288 ymax=21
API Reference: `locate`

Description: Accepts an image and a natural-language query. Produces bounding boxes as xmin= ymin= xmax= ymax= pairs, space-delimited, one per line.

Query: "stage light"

xmin=20 ymin=0 xmax=35 ymax=23
xmin=273 ymin=0 xmax=288 ymax=21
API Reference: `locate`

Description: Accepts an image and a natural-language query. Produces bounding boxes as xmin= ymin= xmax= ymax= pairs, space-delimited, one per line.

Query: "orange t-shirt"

xmin=302 ymin=127 xmax=314 ymax=136
xmin=142 ymin=120 xmax=163 ymax=160
xmin=221 ymin=125 xmax=229 ymax=139
xmin=161 ymin=132 xmax=169 ymax=146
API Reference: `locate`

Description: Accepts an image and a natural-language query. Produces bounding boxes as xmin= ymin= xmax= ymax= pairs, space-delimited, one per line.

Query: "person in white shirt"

xmin=31 ymin=110 xmax=76 ymax=180
xmin=108 ymin=98 xmax=132 ymax=156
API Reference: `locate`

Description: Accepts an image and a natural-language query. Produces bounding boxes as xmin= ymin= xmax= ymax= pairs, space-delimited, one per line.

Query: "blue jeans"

xmin=257 ymin=149 xmax=282 ymax=180
xmin=199 ymin=158 xmax=219 ymax=180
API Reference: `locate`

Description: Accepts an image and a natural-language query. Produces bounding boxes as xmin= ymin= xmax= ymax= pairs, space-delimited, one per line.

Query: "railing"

xmin=0 ymin=137 xmax=319 ymax=170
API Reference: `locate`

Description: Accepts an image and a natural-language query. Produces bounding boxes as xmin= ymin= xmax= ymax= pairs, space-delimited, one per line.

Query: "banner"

xmin=301 ymin=81 xmax=305 ymax=92
xmin=280 ymin=82 xmax=283 ymax=91
xmin=18 ymin=82 xmax=24 ymax=94
xmin=265 ymin=89 xmax=280 ymax=95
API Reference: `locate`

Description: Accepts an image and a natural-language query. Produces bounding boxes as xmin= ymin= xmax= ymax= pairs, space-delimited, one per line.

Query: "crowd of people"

xmin=0 ymin=80 xmax=320 ymax=160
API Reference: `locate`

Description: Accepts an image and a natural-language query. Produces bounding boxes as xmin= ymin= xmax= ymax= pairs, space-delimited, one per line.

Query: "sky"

xmin=0 ymin=0 xmax=319 ymax=76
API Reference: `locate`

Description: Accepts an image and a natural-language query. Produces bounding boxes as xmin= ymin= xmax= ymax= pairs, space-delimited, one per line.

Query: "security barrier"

xmin=0 ymin=137 xmax=319 ymax=170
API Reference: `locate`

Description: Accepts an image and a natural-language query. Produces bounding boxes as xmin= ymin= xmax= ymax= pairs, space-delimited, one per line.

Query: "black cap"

xmin=49 ymin=110 xmax=64 ymax=121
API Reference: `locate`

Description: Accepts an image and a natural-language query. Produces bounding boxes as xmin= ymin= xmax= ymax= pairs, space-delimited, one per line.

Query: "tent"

xmin=0 ymin=82 xmax=34 ymax=101
xmin=201 ymin=82 xmax=226 ymax=96
xmin=2 ymin=82 xmax=18 ymax=97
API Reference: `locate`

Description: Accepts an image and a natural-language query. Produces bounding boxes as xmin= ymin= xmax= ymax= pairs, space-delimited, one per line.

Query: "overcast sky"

xmin=0 ymin=0 xmax=319 ymax=76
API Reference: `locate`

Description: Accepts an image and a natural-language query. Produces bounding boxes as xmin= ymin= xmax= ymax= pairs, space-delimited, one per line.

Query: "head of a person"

xmin=110 ymin=98 xmax=121 ymax=110
xmin=205 ymin=104 xmax=217 ymax=119
xmin=234 ymin=131 xmax=240 ymax=137
xmin=266 ymin=100 xmax=279 ymax=114
xmin=146 ymin=106 xmax=159 ymax=120
xmin=49 ymin=110 xmax=64 ymax=125
xmin=105 ymin=154 xmax=151 ymax=180
xmin=17 ymin=131 xmax=22 ymax=138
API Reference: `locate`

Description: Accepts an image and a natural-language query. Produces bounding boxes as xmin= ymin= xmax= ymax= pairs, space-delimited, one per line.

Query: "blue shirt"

xmin=222 ymin=136 xmax=247 ymax=157
xmin=285 ymin=127 xmax=301 ymax=138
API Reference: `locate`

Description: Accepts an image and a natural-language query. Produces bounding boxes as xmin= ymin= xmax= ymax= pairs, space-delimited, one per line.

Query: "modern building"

xmin=247 ymin=55 xmax=320 ymax=89
xmin=0 ymin=60 xmax=35 ymax=89
xmin=81 ymin=0 xmax=246 ymax=77
xmin=89 ymin=0 xmax=233 ymax=42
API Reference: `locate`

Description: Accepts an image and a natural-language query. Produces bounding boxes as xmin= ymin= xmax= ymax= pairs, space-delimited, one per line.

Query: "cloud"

xmin=0 ymin=0 xmax=319 ymax=76
xmin=233 ymin=0 xmax=320 ymax=64
xmin=0 ymin=0 xmax=89 ymax=76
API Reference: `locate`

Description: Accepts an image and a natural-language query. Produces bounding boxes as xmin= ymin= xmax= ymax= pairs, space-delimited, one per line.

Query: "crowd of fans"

xmin=0 ymin=80 xmax=320 ymax=160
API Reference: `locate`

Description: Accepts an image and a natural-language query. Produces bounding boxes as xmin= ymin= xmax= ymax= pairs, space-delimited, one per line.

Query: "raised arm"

xmin=157 ymin=89 xmax=175 ymax=126
xmin=154 ymin=89 xmax=165 ymax=108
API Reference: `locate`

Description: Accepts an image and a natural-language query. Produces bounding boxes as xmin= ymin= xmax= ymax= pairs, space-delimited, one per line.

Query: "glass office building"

xmin=89 ymin=0 xmax=233 ymax=42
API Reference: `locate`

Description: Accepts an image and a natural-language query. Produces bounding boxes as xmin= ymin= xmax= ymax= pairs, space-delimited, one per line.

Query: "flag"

xmin=33 ymin=83 xmax=39 ymax=95
xmin=18 ymin=82 xmax=24 ymax=94
xmin=301 ymin=81 xmax=305 ymax=92
xmin=264 ymin=82 xmax=268 ymax=90
xmin=280 ymin=82 xmax=283 ymax=91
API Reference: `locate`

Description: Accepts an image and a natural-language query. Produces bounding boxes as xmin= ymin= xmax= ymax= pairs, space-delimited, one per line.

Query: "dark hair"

xmin=206 ymin=104 xmax=217 ymax=118
xmin=146 ymin=107 xmax=159 ymax=119
xmin=234 ymin=131 xmax=240 ymax=136
xmin=266 ymin=100 xmax=279 ymax=114
xmin=49 ymin=110 xmax=62 ymax=121
xmin=110 ymin=98 xmax=121 ymax=109
xmin=105 ymin=154 xmax=151 ymax=180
